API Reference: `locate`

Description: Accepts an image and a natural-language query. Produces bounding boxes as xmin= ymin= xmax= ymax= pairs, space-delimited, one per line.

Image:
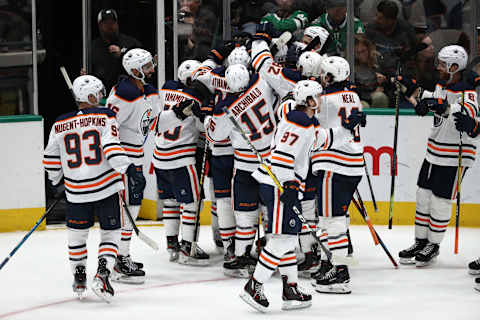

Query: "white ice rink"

xmin=0 ymin=224 xmax=478 ymax=320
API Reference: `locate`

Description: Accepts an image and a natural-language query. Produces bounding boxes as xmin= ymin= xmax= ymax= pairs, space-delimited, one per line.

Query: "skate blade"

xmin=168 ymin=252 xmax=179 ymax=262
xmin=474 ymin=285 xmax=480 ymax=292
xmin=314 ymin=283 xmax=351 ymax=294
xmin=111 ymin=270 xmax=145 ymax=284
xmin=468 ymin=269 xmax=480 ymax=276
xmin=92 ymin=286 xmax=112 ymax=303
xmin=239 ymin=292 xmax=268 ymax=313
xmin=223 ymin=268 xmax=250 ymax=279
xmin=178 ymin=255 xmax=210 ymax=266
xmin=73 ymin=289 xmax=87 ymax=300
xmin=399 ymin=257 xmax=416 ymax=265
xmin=415 ymin=257 xmax=437 ymax=268
xmin=281 ymin=300 xmax=312 ymax=310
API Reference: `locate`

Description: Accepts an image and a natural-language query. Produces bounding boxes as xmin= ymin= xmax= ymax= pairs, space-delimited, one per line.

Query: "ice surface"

xmin=0 ymin=224 xmax=478 ymax=319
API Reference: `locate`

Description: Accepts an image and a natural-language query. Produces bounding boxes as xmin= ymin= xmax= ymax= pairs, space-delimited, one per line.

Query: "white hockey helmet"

xmin=122 ymin=48 xmax=155 ymax=84
xmin=225 ymin=64 xmax=250 ymax=93
xmin=72 ymin=75 xmax=105 ymax=106
xmin=303 ymin=26 xmax=330 ymax=52
xmin=178 ymin=59 xmax=201 ymax=85
xmin=227 ymin=46 xmax=251 ymax=68
xmin=297 ymin=51 xmax=323 ymax=77
xmin=437 ymin=45 xmax=468 ymax=76
xmin=293 ymin=80 xmax=323 ymax=109
xmin=320 ymin=56 xmax=350 ymax=84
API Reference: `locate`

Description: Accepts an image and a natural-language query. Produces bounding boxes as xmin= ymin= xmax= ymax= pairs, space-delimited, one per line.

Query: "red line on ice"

xmin=0 ymin=277 xmax=231 ymax=319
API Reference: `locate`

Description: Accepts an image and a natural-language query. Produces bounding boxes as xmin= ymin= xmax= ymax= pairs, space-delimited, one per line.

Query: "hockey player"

xmin=105 ymin=48 xmax=159 ymax=283
xmin=43 ymin=75 xmax=146 ymax=302
xmin=206 ymin=64 xmax=276 ymax=278
xmin=153 ymin=59 xmax=210 ymax=265
xmin=398 ymin=45 xmax=478 ymax=267
xmin=311 ymin=56 xmax=366 ymax=294
xmin=241 ymin=80 xmax=364 ymax=312
xmin=301 ymin=26 xmax=330 ymax=54
xmin=193 ymin=46 xmax=251 ymax=263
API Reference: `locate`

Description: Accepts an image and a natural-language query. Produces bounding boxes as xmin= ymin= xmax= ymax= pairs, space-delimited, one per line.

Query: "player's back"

xmin=106 ymin=76 xmax=159 ymax=163
xmin=216 ymin=73 xmax=276 ymax=172
xmin=312 ymin=84 xmax=364 ymax=176
xmin=152 ymin=80 xmax=202 ymax=170
xmin=44 ymin=108 xmax=126 ymax=203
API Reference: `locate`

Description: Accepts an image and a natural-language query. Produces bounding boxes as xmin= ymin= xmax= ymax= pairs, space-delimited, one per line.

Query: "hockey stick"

xmin=222 ymin=106 xmax=335 ymax=263
xmin=0 ymin=198 xmax=62 ymax=271
xmin=191 ymin=138 xmax=209 ymax=256
xmin=388 ymin=74 xmax=401 ymax=229
xmin=301 ymin=35 xmax=320 ymax=54
xmin=354 ymin=189 xmax=379 ymax=245
xmin=119 ymin=193 xmax=159 ymax=251
xmin=353 ymin=191 xmax=398 ymax=268
xmin=363 ymin=154 xmax=378 ymax=212
xmin=60 ymin=66 xmax=78 ymax=105
xmin=454 ymin=98 xmax=465 ymax=254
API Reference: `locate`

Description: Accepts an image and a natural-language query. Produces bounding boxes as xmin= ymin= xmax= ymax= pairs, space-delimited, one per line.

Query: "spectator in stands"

xmin=231 ymin=0 xmax=269 ymax=35
xmin=84 ymin=9 xmax=142 ymax=93
xmin=310 ymin=0 xmax=365 ymax=56
xmin=261 ymin=0 xmax=309 ymax=34
xmin=182 ymin=0 xmax=219 ymax=61
xmin=365 ymin=0 xmax=416 ymax=77
xmin=423 ymin=0 xmax=464 ymax=30
xmin=354 ymin=35 xmax=389 ymax=107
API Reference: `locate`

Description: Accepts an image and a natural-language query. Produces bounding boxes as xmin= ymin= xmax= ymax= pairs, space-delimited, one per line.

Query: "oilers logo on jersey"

xmin=140 ymin=108 xmax=154 ymax=136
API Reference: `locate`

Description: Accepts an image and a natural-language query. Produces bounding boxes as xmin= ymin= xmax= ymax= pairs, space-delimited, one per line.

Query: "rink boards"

xmin=1 ymin=110 xmax=479 ymax=232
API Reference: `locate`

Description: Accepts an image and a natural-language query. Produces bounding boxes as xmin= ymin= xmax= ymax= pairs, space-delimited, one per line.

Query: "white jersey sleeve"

xmin=43 ymin=126 xmax=64 ymax=186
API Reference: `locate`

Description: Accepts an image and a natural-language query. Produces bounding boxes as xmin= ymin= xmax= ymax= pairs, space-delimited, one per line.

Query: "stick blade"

xmin=138 ymin=231 xmax=159 ymax=251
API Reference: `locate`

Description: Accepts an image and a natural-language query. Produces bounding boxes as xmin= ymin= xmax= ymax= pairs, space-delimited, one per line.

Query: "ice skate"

xmin=468 ymin=258 xmax=480 ymax=275
xmin=281 ymin=275 xmax=312 ymax=310
xmin=72 ymin=265 xmax=87 ymax=299
xmin=415 ymin=243 xmax=439 ymax=267
xmin=314 ymin=264 xmax=351 ymax=294
xmin=398 ymin=238 xmax=428 ymax=265
xmin=167 ymin=236 xmax=180 ymax=262
xmin=239 ymin=277 xmax=269 ymax=313
xmin=474 ymin=277 xmax=480 ymax=292
xmin=223 ymin=253 xmax=256 ymax=278
xmin=298 ymin=250 xmax=320 ymax=279
xmin=224 ymin=238 xmax=235 ymax=264
xmin=91 ymin=258 xmax=114 ymax=303
xmin=311 ymin=260 xmax=333 ymax=286
xmin=178 ymin=240 xmax=210 ymax=266
xmin=111 ymin=254 xmax=146 ymax=284
xmin=212 ymin=227 xmax=223 ymax=254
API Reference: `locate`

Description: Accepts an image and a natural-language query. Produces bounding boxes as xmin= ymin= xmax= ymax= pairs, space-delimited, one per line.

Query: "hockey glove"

xmin=173 ymin=99 xmax=196 ymax=121
xmin=279 ymin=181 xmax=300 ymax=209
xmin=207 ymin=41 xmax=236 ymax=65
xmin=126 ymin=164 xmax=146 ymax=204
xmin=393 ymin=75 xmax=419 ymax=97
xmin=415 ymin=98 xmax=434 ymax=116
xmin=51 ymin=181 xmax=65 ymax=199
xmin=453 ymin=112 xmax=479 ymax=138
xmin=252 ymin=22 xmax=276 ymax=45
xmin=342 ymin=112 xmax=367 ymax=130
xmin=191 ymin=102 xmax=213 ymax=123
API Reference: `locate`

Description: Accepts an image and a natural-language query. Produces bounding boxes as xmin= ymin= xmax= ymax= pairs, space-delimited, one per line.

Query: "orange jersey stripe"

xmin=271 ymin=155 xmax=294 ymax=164
xmin=43 ymin=160 xmax=61 ymax=165
xmin=313 ymin=153 xmax=364 ymax=163
xmin=69 ymin=250 xmax=87 ymax=256
xmin=427 ymin=143 xmax=476 ymax=155
xmin=260 ymin=253 xmax=279 ymax=267
xmin=154 ymin=147 xmax=196 ymax=157
xmin=65 ymin=172 xmax=121 ymax=190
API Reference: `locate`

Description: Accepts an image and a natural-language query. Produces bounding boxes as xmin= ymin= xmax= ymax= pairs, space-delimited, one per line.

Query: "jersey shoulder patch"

xmin=162 ymin=80 xmax=184 ymax=90
xmin=281 ymin=68 xmax=302 ymax=82
xmin=113 ymin=77 xmax=143 ymax=101
xmin=285 ymin=110 xmax=316 ymax=128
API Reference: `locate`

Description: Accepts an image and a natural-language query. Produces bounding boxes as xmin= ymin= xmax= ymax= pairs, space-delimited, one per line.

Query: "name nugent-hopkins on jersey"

xmin=43 ymin=108 xmax=132 ymax=203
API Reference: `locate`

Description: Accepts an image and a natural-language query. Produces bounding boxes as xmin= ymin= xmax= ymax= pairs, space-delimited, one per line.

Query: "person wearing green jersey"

xmin=310 ymin=0 xmax=365 ymax=56
xmin=260 ymin=0 xmax=309 ymax=33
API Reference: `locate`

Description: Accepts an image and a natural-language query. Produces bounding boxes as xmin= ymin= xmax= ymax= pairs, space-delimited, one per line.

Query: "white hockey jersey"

xmin=251 ymin=39 xmax=303 ymax=99
xmin=206 ymin=73 xmax=276 ymax=172
xmin=195 ymin=65 xmax=234 ymax=156
xmin=106 ymin=76 xmax=160 ymax=165
xmin=43 ymin=108 xmax=131 ymax=203
xmin=421 ymin=79 xmax=478 ymax=167
xmin=152 ymin=80 xmax=203 ymax=170
xmin=311 ymin=84 xmax=365 ymax=176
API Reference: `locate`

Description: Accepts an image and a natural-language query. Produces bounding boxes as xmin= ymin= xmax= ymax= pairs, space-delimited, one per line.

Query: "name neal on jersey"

xmin=55 ymin=116 xmax=106 ymax=134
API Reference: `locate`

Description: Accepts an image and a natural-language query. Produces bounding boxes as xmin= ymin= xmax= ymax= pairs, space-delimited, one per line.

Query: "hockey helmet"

xmin=72 ymin=75 xmax=105 ymax=106
xmin=297 ymin=51 xmax=323 ymax=78
xmin=122 ymin=48 xmax=155 ymax=84
xmin=293 ymin=80 xmax=323 ymax=109
xmin=303 ymin=26 xmax=330 ymax=52
xmin=437 ymin=45 xmax=468 ymax=77
xmin=320 ymin=56 xmax=350 ymax=84
xmin=225 ymin=64 xmax=250 ymax=93
xmin=227 ymin=46 xmax=251 ymax=68
xmin=178 ymin=59 xmax=201 ymax=85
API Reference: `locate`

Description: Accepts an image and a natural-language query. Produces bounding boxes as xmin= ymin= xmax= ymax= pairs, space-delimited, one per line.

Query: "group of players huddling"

xmin=43 ymin=21 xmax=480 ymax=311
